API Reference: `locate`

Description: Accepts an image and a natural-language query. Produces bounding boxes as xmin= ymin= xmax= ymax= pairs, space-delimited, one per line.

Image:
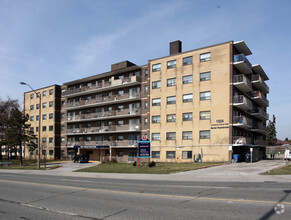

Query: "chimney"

xmin=169 ymin=40 xmax=182 ymax=55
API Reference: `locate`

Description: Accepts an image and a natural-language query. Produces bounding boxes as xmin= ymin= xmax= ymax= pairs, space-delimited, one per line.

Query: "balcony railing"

xmin=65 ymin=140 xmax=138 ymax=147
xmin=233 ymin=74 xmax=252 ymax=92
xmin=64 ymin=93 xmax=141 ymax=110
xmin=252 ymin=75 xmax=269 ymax=93
xmin=65 ymin=124 xmax=141 ymax=135
xmin=251 ymin=107 xmax=269 ymax=120
xmin=233 ymin=95 xmax=252 ymax=110
xmin=252 ymin=91 xmax=269 ymax=107
xmin=233 ymin=54 xmax=252 ymax=74
xmin=252 ymin=123 xmax=268 ymax=134
xmin=65 ymin=109 xmax=141 ymax=122
xmin=233 ymin=116 xmax=252 ymax=129
xmin=233 ymin=136 xmax=252 ymax=145
xmin=63 ymin=75 xmax=141 ymax=97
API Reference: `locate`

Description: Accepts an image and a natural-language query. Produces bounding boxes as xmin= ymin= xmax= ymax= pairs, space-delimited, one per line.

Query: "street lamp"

xmin=20 ymin=82 xmax=41 ymax=169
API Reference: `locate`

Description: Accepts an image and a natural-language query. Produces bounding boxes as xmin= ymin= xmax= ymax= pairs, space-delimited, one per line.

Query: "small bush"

xmin=132 ymin=161 xmax=137 ymax=166
xmin=148 ymin=161 xmax=156 ymax=167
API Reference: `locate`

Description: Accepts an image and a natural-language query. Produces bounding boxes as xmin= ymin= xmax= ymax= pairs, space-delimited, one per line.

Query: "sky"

xmin=0 ymin=0 xmax=290 ymax=140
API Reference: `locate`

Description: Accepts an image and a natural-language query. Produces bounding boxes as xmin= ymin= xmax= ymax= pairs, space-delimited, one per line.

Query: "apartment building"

xmin=149 ymin=40 xmax=269 ymax=162
xmin=23 ymin=85 xmax=62 ymax=160
xmin=61 ymin=61 xmax=150 ymax=162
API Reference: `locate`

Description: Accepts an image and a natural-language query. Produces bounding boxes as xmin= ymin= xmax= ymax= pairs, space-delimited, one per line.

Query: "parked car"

xmin=284 ymin=150 xmax=291 ymax=160
xmin=72 ymin=154 xmax=89 ymax=163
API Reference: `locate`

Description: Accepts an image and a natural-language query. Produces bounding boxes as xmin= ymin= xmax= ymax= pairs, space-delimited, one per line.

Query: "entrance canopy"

xmin=74 ymin=145 xmax=109 ymax=149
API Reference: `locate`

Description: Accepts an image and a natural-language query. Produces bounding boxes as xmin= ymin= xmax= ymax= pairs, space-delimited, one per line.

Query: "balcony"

xmin=233 ymin=136 xmax=252 ymax=146
xmin=66 ymin=140 xmax=138 ymax=147
xmin=64 ymin=93 xmax=141 ymax=110
xmin=233 ymin=54 xmax=252 ymax=74
xmin=65 ymin=109 xmax=141 ymax=123
xmin=65 ymin=124 xmax=141 ymax=135
xmin=251 ymin=107 xmax=269 ymax=121
xmin=233 ymin=116 xmax=252 ymax=129
xmin=252 ymin=75 xmax=269 ymax=93
xmin=63 ymin=75 xmax=141 ymax=98
xmin=233 ymin=74 xmax=252 ymax=92
xmin=233 ymin=95 xmax=252 ymax=111
xmin=252 ymin=91 xmax=269 ymax=107
xmin=251 ymin=123 xmax=268 ymax=135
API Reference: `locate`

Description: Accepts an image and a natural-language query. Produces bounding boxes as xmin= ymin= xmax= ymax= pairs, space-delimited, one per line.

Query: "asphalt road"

xmin=0 ymin=173 xmax=290 ymax=220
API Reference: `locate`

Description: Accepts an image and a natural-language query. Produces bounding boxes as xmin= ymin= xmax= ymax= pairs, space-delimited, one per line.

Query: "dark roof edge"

xmin=23 ymin=84 xmax=61 ymax=94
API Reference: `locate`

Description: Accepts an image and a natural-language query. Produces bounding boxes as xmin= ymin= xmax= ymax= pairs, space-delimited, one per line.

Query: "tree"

xmin=267 ymin=114 xmax=277 ymax=145
xmin=285 ymin=137 xmax=289 ymax=142
xmin=0 ymin=97 xmax=19 ymax=160
xmin=5 ymin=108 xmax=37 ymax=165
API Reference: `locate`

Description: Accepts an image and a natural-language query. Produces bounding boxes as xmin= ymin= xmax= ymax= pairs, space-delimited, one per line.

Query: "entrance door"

xmin=128 ymin=151 xmax=136 ymax=162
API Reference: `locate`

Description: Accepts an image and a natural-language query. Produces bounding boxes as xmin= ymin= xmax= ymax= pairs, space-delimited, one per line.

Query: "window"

xmin=152 ymin=151 xmax=160 ymax=159
xmin=30 ymin=94 xmax=34 ymax=99
xmin=166 ymin=132 xmax=176 ymax=140
xmin=37 ymin=92 xmax=40 ymax=98
xmin=144 ymin=118 xmax=148 ymax=125
xmin=182 ymin=151 xmax=192 ymax=159
xmin=200 ymin=72 xmax=211 ymax=81
xmin=152 ymin=63 xmax=161 ymax=72
xmin=152 ymin=98 xmax=161 ymax=106
xmin=145 ymin=69 xmax=148 ymax=77
xmin=49 ymin=113 xmax=53 ymax=119
xmin=49 ymin=150 xmax=53 ymax=155
xmin=183 ymin=94 xmax=193 ymax=103
xmin=49 ymin=89 xmax=53 ymax=95
xmin=49 ymin=125 xmax=53 ymax=131
xmin=42 ymin=102 xmax=47 ymax=108
xmin=152 ymin=115 xmax=160 ymax=123
xmin=152 ymin=81 xmax=161 ymax=89
xmin=36 ymin=127 xmax=39 ymax=132
xmin=167 ymin=78 xmax=176 ymax=87
xmin=167 ymin=60 xmax=176 ymax=69
xmin=42 ymin=91 xmax=47 ymax=96
xmin=30 ymin=116 xmax=34 ymax=121
xmin=30 ymin=105 xmax=34 ymax=110
xmin=49 ymin=101 xmax=53 ymax=107
xmin=200 ymin=130 xmax=210 ymax=139
xmin=42 ymin=138 xmax=46 ymax=143
xmin=36 ymin=104 xmax=40 ymax=109
xmin=49 ymin=137 xmax=53 ymax=143
xmin=167 ymin=114 xmax=176 ymax=122
xmin=200 ymin=111 xmax=211 ymax=120
xmin=117 ymin=135 xmax=124 ymax=141
xmin=200 ymin=91 xmax=211 ymax=100
xmin=36 ymin=115 xmax=39 ymax=121
xmin=117 ymin=105 xmax=124 ymax=111
xmin=42 ymin=126 xmax=46 ymax=132
xmin=152 ymin=133 xmax=160 ymax=141
xmin=182 ymin=131 xmax=192 ymax=140
xmin=166 ymin=151 xmax=176 ymax=159
xmin=42 ymin=114 xmax=47 ymax=120
xmin=200 ymin=52 xmax=211 ymax=62
xmin=145 ymin=85 xmax=148 ymax=93
xmin=183 ymin=75 xmax=193 ymax=84
xmin=183 ymin=112 xmax=193 ymax=121
xmin=145 ymin=101 xmax=148 ymax=109
xmin=117 ymin=151 xmax=123 ymax=157
xmin=183 ymin=56 xmax=193 ymax=65
xmin=61 ymin=113 xmax=65 ymax=119
xmin=118 ymin=90 xmax=124 ymax=96
xmin=30 ymin=127 xmax=34 ymax=132
xmin=167 ymin=96 xmax=176 ymax=104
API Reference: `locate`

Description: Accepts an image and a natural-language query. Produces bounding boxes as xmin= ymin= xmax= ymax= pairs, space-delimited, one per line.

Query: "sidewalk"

xmin=1 ymin=160 xmax=290 ymax=182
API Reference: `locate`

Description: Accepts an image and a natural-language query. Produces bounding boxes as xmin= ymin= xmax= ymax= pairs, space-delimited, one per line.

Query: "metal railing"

xmin=233 ymin=95 xmax=253 ymax=108
xmin=233 ymin=116 xmax=252 ymax=126
xmin=252 ymin=91 xmax=269 ymax=106
xmin=252 ymin=75 xmax=269 ymax=92
xmin=233 ymin=74 xmax=252 ymax=88
xmin=233 ymin=54 xmax=252 ymax=70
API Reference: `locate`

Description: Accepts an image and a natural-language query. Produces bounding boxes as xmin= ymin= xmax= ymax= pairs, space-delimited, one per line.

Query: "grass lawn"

xmin=75 ymin=162 xmax=223 ymax=174
xmin=263 ymin=164 xmax=291 ymax=175
xmin=0 ymin=160 xmax=61 ymax=170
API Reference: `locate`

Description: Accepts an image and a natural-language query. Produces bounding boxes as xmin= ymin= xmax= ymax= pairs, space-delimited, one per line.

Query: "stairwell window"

xmin=200 ymin=52 xmax=211 ymax=62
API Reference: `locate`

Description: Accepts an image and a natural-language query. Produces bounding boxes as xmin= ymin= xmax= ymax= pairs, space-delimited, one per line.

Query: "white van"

xmin=284 ymin=150 xmax=291 ymax=160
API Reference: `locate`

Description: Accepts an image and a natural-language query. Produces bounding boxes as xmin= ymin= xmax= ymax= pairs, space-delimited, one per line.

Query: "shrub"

xmin=132 ymin=161 xmax=137 ymax=166
xmin=148 ymin=161 xmax=156 ymax=167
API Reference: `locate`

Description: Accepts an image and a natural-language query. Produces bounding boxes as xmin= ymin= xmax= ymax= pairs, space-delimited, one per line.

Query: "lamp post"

xmin=20 ymin=82 xmax=41 ymax=169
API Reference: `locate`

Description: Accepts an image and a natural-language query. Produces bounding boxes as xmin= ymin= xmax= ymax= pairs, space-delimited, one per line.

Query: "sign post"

xmin=137 ymin=137 xmax=150 ymax=166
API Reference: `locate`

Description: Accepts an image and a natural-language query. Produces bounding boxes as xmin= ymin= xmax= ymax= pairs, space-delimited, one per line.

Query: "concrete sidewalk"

xmin=1 ymin=160 xmax=290 ymax=182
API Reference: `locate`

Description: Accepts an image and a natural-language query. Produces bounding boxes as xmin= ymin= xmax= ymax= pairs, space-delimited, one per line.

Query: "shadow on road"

xmin=259 ymin=190 xmax=291 ymax=220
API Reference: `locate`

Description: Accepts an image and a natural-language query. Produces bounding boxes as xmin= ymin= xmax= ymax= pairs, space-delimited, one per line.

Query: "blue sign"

xmin=138 ymin=139 xmax=150 ymax=158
